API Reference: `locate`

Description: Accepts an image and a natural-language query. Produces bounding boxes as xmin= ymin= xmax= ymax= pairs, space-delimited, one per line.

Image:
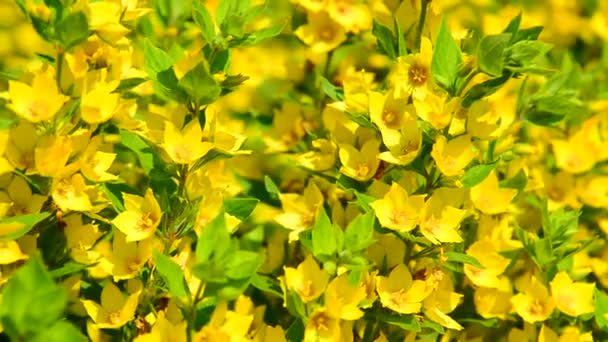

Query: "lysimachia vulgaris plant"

xmin=1 ymin=0 xmax=608 ymax=341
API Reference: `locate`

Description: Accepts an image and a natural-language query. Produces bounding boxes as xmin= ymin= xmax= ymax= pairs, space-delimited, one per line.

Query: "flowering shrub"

xmin=1 ymin=0 xmax=608 ymax=341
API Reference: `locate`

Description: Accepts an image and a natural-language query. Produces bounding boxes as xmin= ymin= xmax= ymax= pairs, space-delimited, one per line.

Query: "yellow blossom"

xmin=474 ymin=277 xmax=513 ymax=319
xmin=284 ymin=254 xmax=330 ymax=303
xmin=8 ymin=68 xmax=68 ymax=122
xmin=80 ymin=79 xmax=120 ymax=124
xmin=414 ymin=91 xmax=458 ymax=130
xmin=296 ymin=139 xmax=337 ymax=171
xmin=112 ymin=188 xmax=162 ymax=242
xmin=34 ymin=135 xmax=72 ymax=178
xmin=338 ymin=138 xmax=381 ymax=181
xmin=64 ymin=214 xmax=103 ymax=264
xmin=133 ymin=312 xmax=188 ymax=342
xmin=304 ymin=309 xmax=341 ymax=342
xmin=52 ymin=172 xmax=94 ymax=212
xmin=431 ymin=134 xmax=478 ymax=177
xmin=327 ymin=0 xmax=372 ymax=33
xmin=378 ymin=114 xmax=422 ymax=166
xmin=511 ymin=275 xmax=555 ymax=323
xmin=418 ymin=192 xmax=468 ymax=244
xmin=0 ymin=240 xmax=28 ymax=265
xmin=549 ymin=271 xmax=595 ymax=317
xmin=464 ymin=240 xmax=510 ymax=288
xmin=295 ymin=11 xmax=347 ymax=53
xmin=108 ymin=231 xmax=153 ymax=280
xmin=325 ymin=273 xmax=367 ymax=320
xmin=470 ymin=171 xmax=518 ymax=215
xmin=275 ymin=181 xmax=324 ymax=242
xmin=376 ymin=264 xmax=430 ymax=314
xmin=392 ymin=37 xmax=433 ymax=100
xmin=82 ymin=281 xmax=140 ymax=329
xmin=0 ymin=174 xmax=46 ymax=218
xmin=370 ymin=182 xmax=425 ymax=232
xmin=162 ymin=120 xmax=214 ymax=165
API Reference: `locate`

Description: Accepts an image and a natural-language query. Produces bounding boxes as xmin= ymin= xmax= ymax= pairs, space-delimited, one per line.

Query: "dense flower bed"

xmin=1 ymin=0 xmax=608 ymax=341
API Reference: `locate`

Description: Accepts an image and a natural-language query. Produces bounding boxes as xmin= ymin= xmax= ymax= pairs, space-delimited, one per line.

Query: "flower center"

xmin=408 ymin=64 xmax=428 ymax=86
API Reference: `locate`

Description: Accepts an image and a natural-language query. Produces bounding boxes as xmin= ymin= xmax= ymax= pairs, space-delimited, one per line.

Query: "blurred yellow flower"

xmin=549 ymin=271 xmax=594 ymax=317
xmin=470 ymin=171 xmax=517 ymax=215
xmin=370 ymin=182 xmax=425 ymax=232
xmin=431 ymin=134 xmax=478 ymax=177
xmin=112 ymin=189 xmax=162 ymax=242
xmin=8 ymin=68 xmax=68 ymax=122
xmin=283 ymin=254 xmax=329 ymax=303
xmin=376 ymin=263 xmax=430 ymax=314
xmin=82 ymin=281 xmax=140 ymax=329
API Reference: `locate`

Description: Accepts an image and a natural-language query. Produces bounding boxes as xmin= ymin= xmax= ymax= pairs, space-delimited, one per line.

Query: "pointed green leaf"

xmin=477 ymin=33 xmax=511 ymax=77
xmin=344 ymin=211 xmax=375 ymax=252
xmin=432 ymin=18 xmax=463 ymax=93
xmin=0 ymin=211 xmax=51 ymax=241
xmin=153 ymin=250 xmax=190 ymax=298
xmin=461 ymin=162 xmax=497 ymax=188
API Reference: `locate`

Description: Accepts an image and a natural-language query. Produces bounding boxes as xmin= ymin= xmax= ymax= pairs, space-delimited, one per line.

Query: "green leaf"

xmin=344 ymin=211 xmax=375 ymax=252
xmin=285 ymin=318 xmax=305 ymax=342
xmin=264 ymin=175 xmax=280 ymax=195
xmin=223 ymin=197 xmax=259 ymax=221
xmin=192 ymin=0 xmax=215 ymax=43
xmin=445 ymin=251 xmax=484 ymax=269
xmin=462 ymin=72 xmax=511 ymax=108
xmin=499 ymin=169 xmax=528 ymax=190
xmin=119 ymin=130 xmax=154 ymax=174
xmin=196 ymin=211 xmax=231 ymax=262
xmin=477 ymin=33 xmax=511 ymax=77
xmin=320 ymin=77 xmax=344 ymax=101
xmin=395 ymin=18 xmax=406 ymax=57
xmin=523 ymin=92 xmax=584 ymax=126
xmin=238 ymin=21 xmax=287 ymax=47
xmin=143 ymin=39 xmax=174 ymax=80
xmin=49 ymin=262 xmax=90 ymax=279
xmin=116 ymin=77 xmax=147 ymax=92
xmin=285 ymin=291 xmax=307 ymax=318
xmin=595 ymin=288 xmax=608 ymax=329
xmin=312 ymin=209 xmax=338 ymax=257
xmin=549 ymin=209 xmax=580 ymax=242
xmin=432 ymin=18 xmax=463 ymax=93
xmin=0 ymin=211 xmax=51 ymax=240
xmin=251 ymin=274 xmax=283 ymax=297
xmin=502 ymin=13 xmax=521 ymax=35
xmin=372 ymin=20 xmax=396 ymax=59
xmin=461 ymin=162 xmax=497 ymax=188
xmin=506 ymin=40 xmax=552 ymax=65
xmin=178 ymin=62 xmax=222 ymax=106
xmin=30 ymin=320 xmax=87 ymax=342
xmin=153 ymin=250 xmax=190 ymax=298
xmin=533 ymin=237 xmax=554 ymax=267
xmin=56 ymin=12 xmax=89 ymax=51
xmin=225 ymin=250 xmax=262 ymax=279
xmin=0 ymin=257 xmax=67 ymax=340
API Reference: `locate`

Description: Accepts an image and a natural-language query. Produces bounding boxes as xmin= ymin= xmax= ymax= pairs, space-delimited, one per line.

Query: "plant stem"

xmin=415 ymin=0 xmax=430 ymax=51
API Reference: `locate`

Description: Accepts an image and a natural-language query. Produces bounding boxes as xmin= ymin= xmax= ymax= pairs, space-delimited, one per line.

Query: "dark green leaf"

xmin=595 ymin=288 xmax=608 ymax=329
xmin=432 ymin=18 xmax=463 ymax=93
xmin=56 ymin=12 xmax=89 ymax=51
xmin=225 ymin=250 xmax=262 ymax=279
xmin=506 ymin=40 xmax=552 ymax=65
xmin=285 ymin=318 xmax=305 ymax=342
xmin=0 ymin=212 xmax=51 ymax=240
xmin=192 ymin=0 xmax=215 ymax=43
xmin=49 ymin=262 xmax=89 ymax=279
xmin=344 ymin=212 xmax=375 ymax=252
xmin=0 ymin=257 xmax=66 ymax=339
xmin=462 ymin=72 xmax=511 ymax=107
xmin=461 ymin=162 xmax=497 ymax=188
xmin=445 ymin=251 xmax=484 ymax=269
xmin=251 ymin=274 xmax=283 ymax=297
xmin=238 ymin=21 xmax=287 ymax=47
xmin=264 ymin=175 xmax=280 ymax=195
xmin=372 ymin=20 xmax=396 ymax=59
xmin=312 ymin=209 xmax=337 ymax=257
xmin=196 ymin=211 xmax=230 ymax=262
xmin=119 ymin=130 xmax=154 ymax=174
xmin=502 ymin=13 xmax=521 ymax=35
xmin=477 ymin=33 xmax=511 ymax=77
xmin=499 ymin=169 xmax=528 ymax=190
xmin=116 ymin=77 xmax=147 ymax=92
xmin=223 ymin=197 xmax=259 ymax=221
xmin=320 ymin=77 xmax=344 ymax=101
xmin=178 ymin=62 xmax=221 ymax=106
xmin=153 ymin=250 xmax=190 ymax=298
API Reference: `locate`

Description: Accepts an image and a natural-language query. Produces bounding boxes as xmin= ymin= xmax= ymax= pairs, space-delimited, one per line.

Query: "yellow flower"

xmin=133 ymin=312 xmax=187 ymax=342
xmin=431 ymin=134 xmax=478 ymax=177
xmin=112 ymin=188 xmax=162 ymax=242
xmin=163 ymin=120 xmax=214 ymax=165
xmin=376 ymin=263 xmax=430 ymax=314
xmin=470 ymin=170 xmax=518 ymax=215
xmin=549 ymin=271 xmax=595 ymax=317
xmin=34 ymin=135 xmax=72 ymax=177
xmin=52 ymin=172 xmax=94 ymax=212
xmin=464 ymin=240 xmax=510 ymax=288
xmin=87 ymin=0 xmax=130 ymax=43
xmin=8 ymin=68 xmax=68 ymax=122
xmin=551 ymin=126 xmax=600 ymax=175
xmin=0 ymin=240 xmax=28 ymax=265
xmin=365 ymin=233 xmax=405 ymax=270
xmin=283 ymin=254 xmax=330 ymax=303
xmin=422 ymin=268 xmax=463 ymax=330
xmin=5 ymin=121 xmax=37 ymax=172
xmin=414 ymin=91 xmax=458 ymax=130
xmin=275 ymin=181 xmax=324 ymax=242
xmin=474 ymin=277 xmax=513 ymax=319
xmin=338 ymin=138 xmax=381 ymax=181
xmin=295 ymin=11 xmax=347 ymax=53
xmin=80 ymin=79 xmax=120 ymax=124
xmin=370 ymin=182 xmax=425 ymax=232
xmin=108 ymin=231 xmax=153 ymax=281
xmin=304 ymin=309 xmax=341 ymax=342
xmin=296 ymin=139 xmax=337 ymax=171
xmin=263 ymin=102 xmax=306 ymax=153
xmin=418 ymin=192 xmax=467 ymax=244
xmin=82 ymin=281 xmax=140 ymax=329
xmin=378 ymin=114 xmax=422 ymax=166
xmin=80 ymin=137 xmax=118 ymax=182
xmin=392 ymin=37 xmax=433 ymax=100
xmin=369 ymin=90 xmax=408 ymax=145
xmin=325 ymin=273 xmax=367 ymax=320
xmin=511 ymin=275 xmax=555 ymax=323
xmin=327 ymin=0 xmax=372 ymax=33
xmin=539 ymin=325 xmax=594 ymax=342
xmin=64 ymin=214 xmax=103 ymax=264
xmin=0 ymin=174 xmax=46 ymax=217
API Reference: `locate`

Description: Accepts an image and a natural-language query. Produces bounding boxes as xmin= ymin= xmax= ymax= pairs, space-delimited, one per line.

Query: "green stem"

xmin=187 ymin=282 xmax=205 ymax=341
xmin=415 ymin=0 xmax=430 ymax=51
xmin=55 ymin=46 xmax=65 ymax=93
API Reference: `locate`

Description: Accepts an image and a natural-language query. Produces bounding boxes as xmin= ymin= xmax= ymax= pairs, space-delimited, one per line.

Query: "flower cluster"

xmin=0 ymin=0 xmax=608 ymax=341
